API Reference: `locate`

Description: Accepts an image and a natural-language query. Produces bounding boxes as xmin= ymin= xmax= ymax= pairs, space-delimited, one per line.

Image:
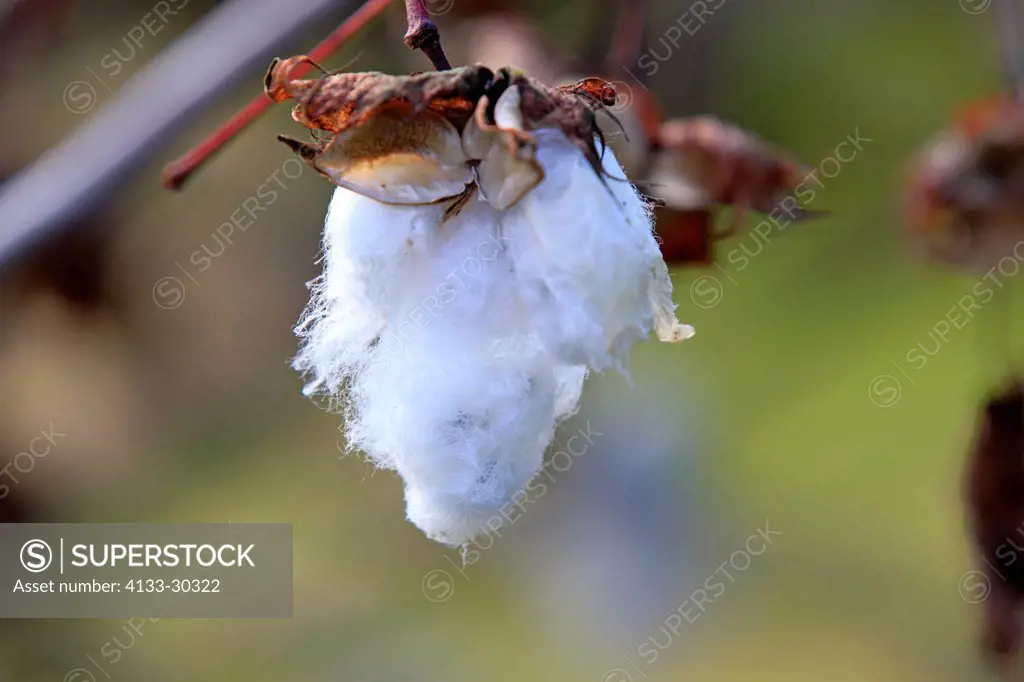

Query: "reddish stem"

xmin=162 ymin=0 xmax=393 ymax=190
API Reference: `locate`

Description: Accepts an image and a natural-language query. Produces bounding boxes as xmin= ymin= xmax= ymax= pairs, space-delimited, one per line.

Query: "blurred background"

xmin=0 ymin=0 xmax=1013 ymax=679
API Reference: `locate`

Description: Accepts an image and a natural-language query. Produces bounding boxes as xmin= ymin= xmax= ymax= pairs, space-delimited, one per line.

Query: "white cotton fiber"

xmin=503 ymin=130 xmax=692 ymax=371
xmin=357 ymin=327 xmax=558 ymax=546
xmin=293 ymin=188 xmax=448 ymax=399
xmin=352 ymin=198 xmax=563 ymax=546
xmin=553 ymin=364 xmax=588 ymax=420
xmin=297 ymin=188 xmax=573 ymax=546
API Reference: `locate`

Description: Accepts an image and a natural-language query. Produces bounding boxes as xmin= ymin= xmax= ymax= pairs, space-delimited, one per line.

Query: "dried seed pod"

xmin=643 ymin=117 xmax=822 ymax=265
xmin=653 ymin=117 xmax=813 ymax=221
xmin=965 ymin=378 xmax=1024 ymax=661
xmin=906 ymin=94 xmax=1024 ymax=272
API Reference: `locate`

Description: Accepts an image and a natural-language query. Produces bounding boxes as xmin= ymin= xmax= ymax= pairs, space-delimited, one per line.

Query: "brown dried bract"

xmin=266 ymin=57 xmax=617 ymax=204
xmin=515 ymin=71 xmax=613 ymax=179
xmin=265 ymin=56 xmax=494 ymax=135
xmin=906 ymin=94 xmax=1024 ymax=272
xmin=965 ymin=378 xmax=1024 ymax=663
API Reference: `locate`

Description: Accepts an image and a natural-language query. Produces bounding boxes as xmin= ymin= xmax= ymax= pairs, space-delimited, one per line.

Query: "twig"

xmin=0 ymin=0 xmax=346 ymax=271
xmin=0 ymin=0 xmax=456 ymax=268
xmin=163 ymin=0 xmax=393 ymax=190
xmin=167 ymin=0 xmax=455 ymax=189
xmin=404 ymin=0 xmax=451 ymax=70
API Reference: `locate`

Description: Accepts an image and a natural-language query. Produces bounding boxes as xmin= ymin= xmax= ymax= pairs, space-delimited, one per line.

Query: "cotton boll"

xmin=287 ymin=67 xmax=698 ymax=548
xmin=503 ymin=130 xmax=692 ymax=371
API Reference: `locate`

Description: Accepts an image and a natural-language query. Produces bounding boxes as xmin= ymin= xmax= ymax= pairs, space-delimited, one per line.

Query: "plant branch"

xmin=403 ymin=0 xmax=451 ymax=70
xmin=0 ymin=0 xmax=453 ymax=269
xmin=163 ymin=0 xmax=393 ymax=190
xmin=0 ymin=0 xmax=347 ymax=271
xmin=166 ymin=0 xmax=453 ymax=190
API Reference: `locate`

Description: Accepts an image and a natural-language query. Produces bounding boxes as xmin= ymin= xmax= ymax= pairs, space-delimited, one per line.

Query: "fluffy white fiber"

xmin=294 ymin=129 xmax=691 ymax=546
xmin=505 ymin=130 xmax=692 ymax=371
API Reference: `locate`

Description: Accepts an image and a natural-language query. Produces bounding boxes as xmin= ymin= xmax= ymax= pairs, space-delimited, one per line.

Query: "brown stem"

xmin=403 ymin=0 xmax=451 ymax=70
xmin=162 ymin=0 xmax=393 ymax=190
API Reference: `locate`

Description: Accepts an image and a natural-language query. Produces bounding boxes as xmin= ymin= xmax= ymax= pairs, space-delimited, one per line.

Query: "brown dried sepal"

xmin=266 ymin=58 xmax=618 ymax=208
xmin=462 ymin=82 xmax=542 ymax=210
xmin=265 ymin=56 xmax=494 ymax=135
xmin=461 ymin=71 xmax=622 ymax=208
xmin=515 ymin=71 xmax=615 ymax=179
xmin=279 ymin=100 xmax=475 ymax=205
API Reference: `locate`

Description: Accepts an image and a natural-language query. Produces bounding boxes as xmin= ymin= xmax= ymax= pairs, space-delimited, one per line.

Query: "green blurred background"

xmin=0 ymin=0 xmax=1013 ymax=679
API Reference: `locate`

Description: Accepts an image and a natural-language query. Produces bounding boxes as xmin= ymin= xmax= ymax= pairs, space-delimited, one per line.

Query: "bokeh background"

xmin=0 ymin=0 xmax=1014 ymax=679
